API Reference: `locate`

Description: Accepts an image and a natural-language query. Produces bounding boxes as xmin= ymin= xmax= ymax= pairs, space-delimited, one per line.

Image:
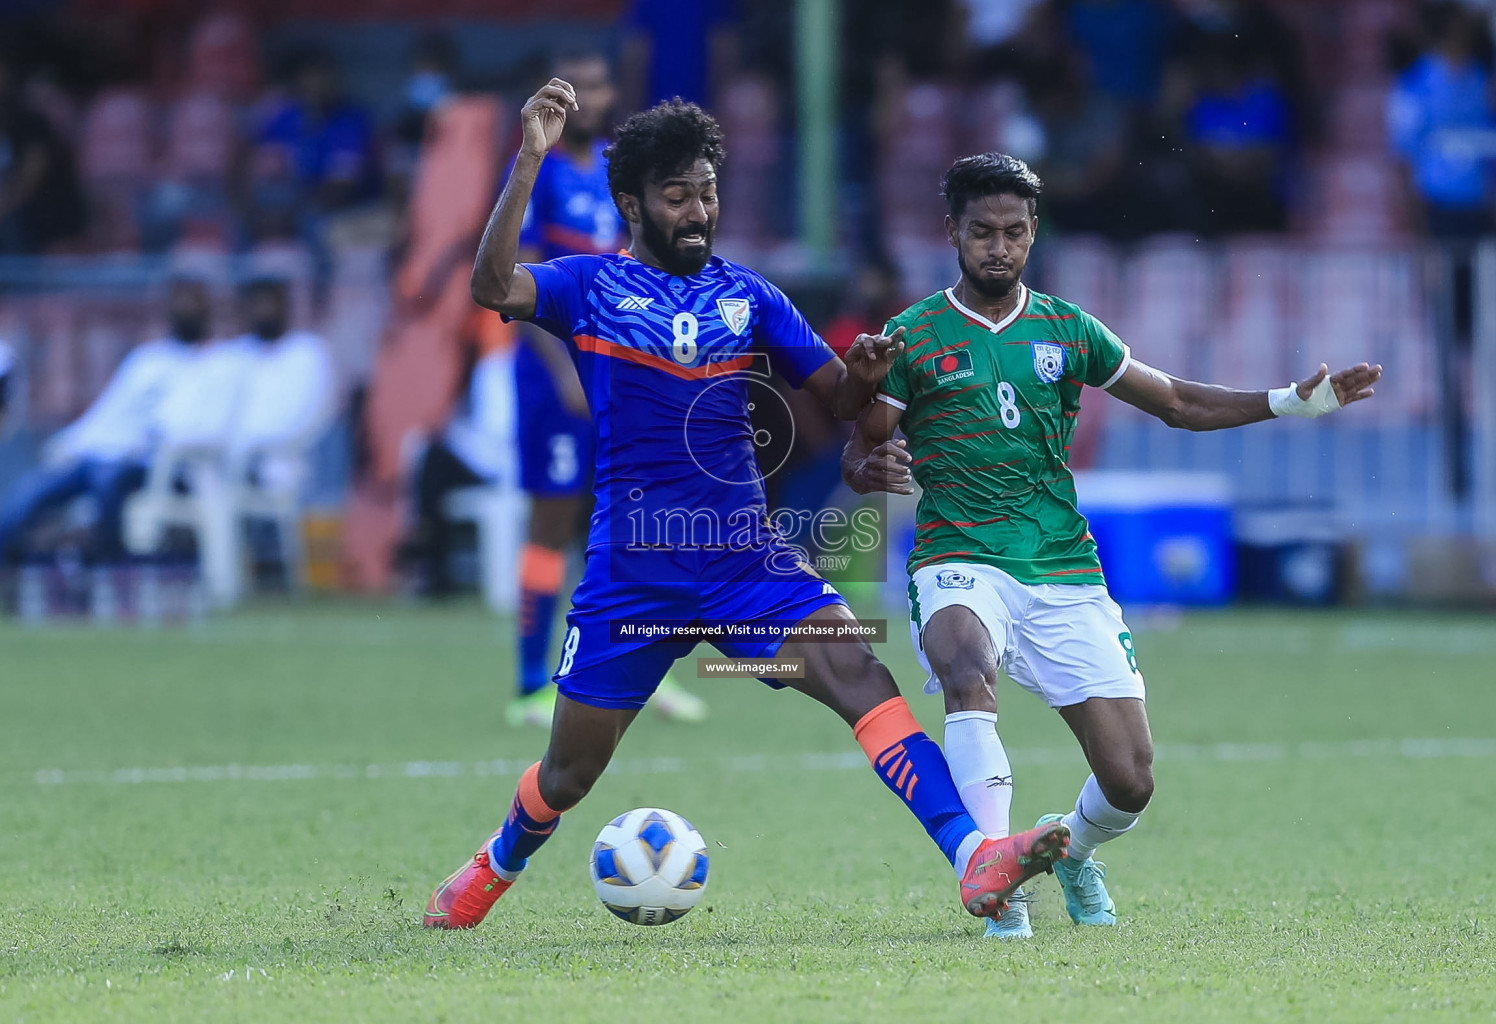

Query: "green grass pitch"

xmin=1 ymin=602 xmax=1494 ymax=1022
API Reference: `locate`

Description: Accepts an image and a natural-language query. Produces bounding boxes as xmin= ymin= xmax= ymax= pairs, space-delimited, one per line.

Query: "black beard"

xmin=171 ymin=317 xmax=208 ymax=344
xmin=251 ymin=320 xmax=286 ymax=341
xmin=640 ymin=209 xmax=712 ymax=276
xmin=957 ymin=250 xmax=1021 ymax=301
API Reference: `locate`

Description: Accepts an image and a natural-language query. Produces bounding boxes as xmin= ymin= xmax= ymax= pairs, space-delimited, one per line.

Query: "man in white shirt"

xmin=0 ymin=276 xmax=211 ymax=563
xmin=152 ymin=276 xmax=335 ymax=488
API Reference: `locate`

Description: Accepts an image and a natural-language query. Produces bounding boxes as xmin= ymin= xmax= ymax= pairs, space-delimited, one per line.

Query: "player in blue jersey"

xmin=423 ymin=80 xmax=1072 ymax=930
xmin=507 ymin=50 xmax=707 ymax=728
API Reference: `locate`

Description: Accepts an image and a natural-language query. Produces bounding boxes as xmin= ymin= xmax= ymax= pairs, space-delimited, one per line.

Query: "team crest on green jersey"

xmin=1033 ymin=342 xmax=1065 ymax=383
xmin=932 ymin=349 xmax=975 ymax=386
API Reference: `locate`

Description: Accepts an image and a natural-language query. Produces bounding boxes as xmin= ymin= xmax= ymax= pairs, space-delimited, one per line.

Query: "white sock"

xmin=1061 ymin=774 xmax=1141 ymax=862
xmin=953 ymin=830 xmax=984 ymax=880
xmin=488 ymin=834 xmax=523 ymax=881
xmin=944 ymin=711 xmax=1012 ymax=838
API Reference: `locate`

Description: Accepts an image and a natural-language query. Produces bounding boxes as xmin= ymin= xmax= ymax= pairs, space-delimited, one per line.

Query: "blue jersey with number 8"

xmin=519 ymin=252 xmax=834 ymax=560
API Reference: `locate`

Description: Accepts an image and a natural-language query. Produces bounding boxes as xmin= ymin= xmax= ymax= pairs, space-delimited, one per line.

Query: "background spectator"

xmin=387 ymin=31 xmax=461 ymax=209
xmin=0 ymin=276 xmax=211 ymax=564
xmin=620 ymin=0 xmax=739 ymax=111
xmin=1029 ymin=55 xmax=1131 ymax=237
xmin=0 ymin=50 xmax=84 ymax=253
xmin=1387 ymin=1 xmax=1496 ymax=238
xmin=152 ymin=277 xmax=335 ymax=490
xmin=1063 ymin=0 xmax=1180 ymax=109
xmin=251 ymin=46 xmax=380 ymax=243
xmin=1178 ymin=32 xmax=1294 ymax=234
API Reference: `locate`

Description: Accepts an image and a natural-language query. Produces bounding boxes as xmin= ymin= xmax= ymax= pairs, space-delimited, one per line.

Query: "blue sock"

xmin=490 ymin=763 xmax=560 ymax=874
xmin=518 ymin=545 xmax=563 ymax=696
xmin=855 ymin=697 xmax=981 ymax=869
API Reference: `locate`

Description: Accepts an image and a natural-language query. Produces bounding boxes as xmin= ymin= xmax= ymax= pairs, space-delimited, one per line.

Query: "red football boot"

xmin=959 ymin=820 xmax=1070 ymax=918
xmin=423 ymin=830 xmax=515 ymax=930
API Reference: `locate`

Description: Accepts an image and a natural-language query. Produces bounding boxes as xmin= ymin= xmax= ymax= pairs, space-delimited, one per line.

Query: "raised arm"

xmin=841 ymin=398 xmax=913 ymax=495
xmin=1107 ymin=359 xmax=1382 ymax=431
xmin=470 ymin=79 xmax=578 ymax=317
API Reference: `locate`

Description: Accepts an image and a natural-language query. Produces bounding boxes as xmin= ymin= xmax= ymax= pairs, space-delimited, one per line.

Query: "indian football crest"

xmin=1032 ymin=342 xmax=1065 ymax=383
xmin=934 ymin=569 xmax=976 ymax=590
xmin=717 ymin=298 xmax=751 ymax=336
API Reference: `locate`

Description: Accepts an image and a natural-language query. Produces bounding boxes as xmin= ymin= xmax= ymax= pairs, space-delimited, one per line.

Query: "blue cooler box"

xmin=1073 ymin=471 xmax=1235 ymax=605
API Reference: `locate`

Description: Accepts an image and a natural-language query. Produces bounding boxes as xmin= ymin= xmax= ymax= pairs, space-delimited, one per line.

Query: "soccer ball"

xmin=590 ymin=807 xmax=709 ymax=925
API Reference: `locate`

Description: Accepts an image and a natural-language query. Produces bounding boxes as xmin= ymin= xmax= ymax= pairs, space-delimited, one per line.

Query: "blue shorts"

xmin=515 ymin=342 xmax=594 ymax=496
xmin=553 ymin=543 xmax=847 ymax=710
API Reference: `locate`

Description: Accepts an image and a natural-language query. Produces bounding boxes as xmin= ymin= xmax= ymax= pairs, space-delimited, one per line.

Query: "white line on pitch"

xmin=23 ymin=737 xmax=1495 ymax=788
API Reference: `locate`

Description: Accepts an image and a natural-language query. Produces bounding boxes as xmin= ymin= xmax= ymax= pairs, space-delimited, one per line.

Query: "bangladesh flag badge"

xmin=932 ymin=349 xmax=975 ymax=386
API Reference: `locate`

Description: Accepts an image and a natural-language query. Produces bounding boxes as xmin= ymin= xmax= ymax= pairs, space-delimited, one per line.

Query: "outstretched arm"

xmin=801 ymin=326 xmax=908 ymax=420
xmin=470 ymin=78 xmax=578 ymax=317
xmin=1107 ymin=359 xmax=1382 ymax=431
xmin=841 ymin=399 xmax=913 ymax=495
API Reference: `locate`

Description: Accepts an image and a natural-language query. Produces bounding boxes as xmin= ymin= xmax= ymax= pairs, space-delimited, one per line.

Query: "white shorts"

xmin=907 ymin=562 xmax=1146 ymax=708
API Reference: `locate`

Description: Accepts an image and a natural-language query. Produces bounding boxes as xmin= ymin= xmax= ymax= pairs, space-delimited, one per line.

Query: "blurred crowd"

xmin=0 ymin=275 xmax=333 ymax=566
xmin=0 ymin=0 xmax=1492 ymax=263
xmin=1 ymin=0 xmax=1494 ymax=596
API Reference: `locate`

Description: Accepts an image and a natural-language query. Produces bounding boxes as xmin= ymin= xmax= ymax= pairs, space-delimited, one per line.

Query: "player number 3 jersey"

xmin=877 ymin=284 xmax=1131 ymax=585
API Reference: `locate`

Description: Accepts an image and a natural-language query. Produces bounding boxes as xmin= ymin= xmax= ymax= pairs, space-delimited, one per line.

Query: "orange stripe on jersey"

xmin=911 ymin=452 xmax=944 ymax=466
xmin=573 ymin=334 xmax=754 ymax=381
xmin=1021 ymin=313 xmax=1077 ymax=320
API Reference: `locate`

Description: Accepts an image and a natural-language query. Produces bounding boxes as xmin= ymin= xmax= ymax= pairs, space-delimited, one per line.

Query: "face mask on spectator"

xmin=250 ymin=315 xmax=286 ymax=341
xmin=171 ymin=314 xmax=209 ymax=344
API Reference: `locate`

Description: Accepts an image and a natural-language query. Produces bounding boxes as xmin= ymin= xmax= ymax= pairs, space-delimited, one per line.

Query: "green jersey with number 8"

xmin=877 ymin=283 xmax=1131 ymax=585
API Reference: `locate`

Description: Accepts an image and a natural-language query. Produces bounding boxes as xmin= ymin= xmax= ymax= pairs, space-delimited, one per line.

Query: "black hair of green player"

xmin=605 ymin=99 xmax=726 ymax=202
xmin=940 ymin=153 xmax=1043 ymax=220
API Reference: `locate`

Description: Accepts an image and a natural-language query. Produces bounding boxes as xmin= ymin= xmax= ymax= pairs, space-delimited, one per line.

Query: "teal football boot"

xmin=1037 ymin=813 xmax=1116 ymax=926
xmin=983 ymin=887 xmax=1032 ymax=939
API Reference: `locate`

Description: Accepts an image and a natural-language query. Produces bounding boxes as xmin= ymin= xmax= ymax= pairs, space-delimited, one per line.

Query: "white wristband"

xmin=1269 ymin=375 xmax=1340 ymax=419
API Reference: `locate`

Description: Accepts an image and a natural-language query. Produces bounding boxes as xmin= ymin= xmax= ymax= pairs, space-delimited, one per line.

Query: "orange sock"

xmin=516 ymin=761 xmax=561 ymax=822
xmin=853 ymin=696 xmax=924 ymax=764
xmin=492 ymin=762 xmax=562 ymax=873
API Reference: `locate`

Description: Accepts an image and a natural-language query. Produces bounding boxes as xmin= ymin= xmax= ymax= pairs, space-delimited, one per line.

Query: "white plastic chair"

xmin=442 ymin=483 xmax=526 ymax=614
xmin=123 ymin=437 xmax=318 ymax=608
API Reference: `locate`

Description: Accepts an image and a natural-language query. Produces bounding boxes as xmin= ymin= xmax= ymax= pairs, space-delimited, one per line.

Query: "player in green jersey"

xmin=842 ymin=153 xmax=1382 ymax=939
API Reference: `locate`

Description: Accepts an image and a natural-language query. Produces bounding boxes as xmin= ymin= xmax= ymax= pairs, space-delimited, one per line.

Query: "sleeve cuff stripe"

xmin=876 ymin=393 xmax=907 ymax=410
xmin=1100 ymin=346 xmax=1132 ymax=391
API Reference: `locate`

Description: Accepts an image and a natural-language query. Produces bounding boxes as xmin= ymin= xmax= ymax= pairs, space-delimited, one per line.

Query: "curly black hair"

xmin=605 ymin=99 xmax=726 ymax=202
xmin=940 ymin=153 xmax=1043 ymax=219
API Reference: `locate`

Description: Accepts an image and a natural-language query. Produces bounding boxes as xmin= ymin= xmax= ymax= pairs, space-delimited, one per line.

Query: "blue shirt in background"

xmin=1388 ymin=54 xmax=1496 ymax=211
xmin=259 ymin=99 xmax=380 ymax=204
xmin=627 ymin=0 xmax=735 ymax=107
xmin=517 ymin=140 xmax=624 ymax=259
